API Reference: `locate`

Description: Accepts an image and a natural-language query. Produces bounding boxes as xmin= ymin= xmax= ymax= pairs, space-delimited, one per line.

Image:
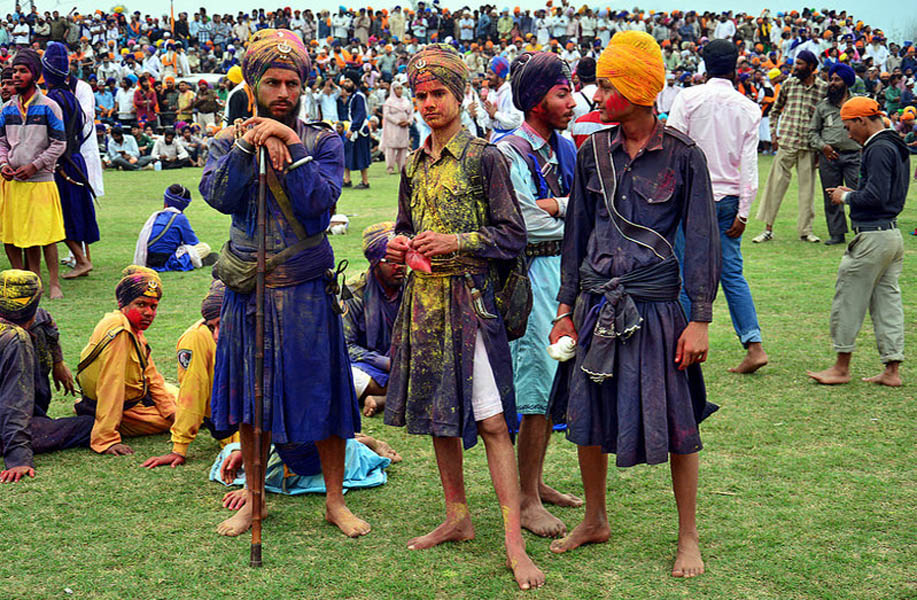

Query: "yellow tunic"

xmin=170 ymin=320 xmax=238 ymax=456
xmin=77 ymin=311 xmax=176 ymax=453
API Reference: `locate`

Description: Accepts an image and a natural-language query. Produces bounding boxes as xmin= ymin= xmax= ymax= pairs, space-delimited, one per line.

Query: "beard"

xmin=256 ymin=96 xmax=301 ymax=127
xmin=827 ymin=84 xmax=847 ymax=105
xmin=794 ymin=67 xmax=813 ymax=80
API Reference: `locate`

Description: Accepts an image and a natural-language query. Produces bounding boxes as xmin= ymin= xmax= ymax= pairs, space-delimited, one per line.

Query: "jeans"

xmin=676 ymin=196 xmax=762 ymax=347
xmin=111 ymin=155 xmax=154 ymax=170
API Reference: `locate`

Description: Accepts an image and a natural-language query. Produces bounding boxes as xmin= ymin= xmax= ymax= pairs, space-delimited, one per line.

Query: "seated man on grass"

xmin=75 ymin=266 xmax=177 ymax=455
xmin=0 ymin=270 xmax=93 ymax=482
xmin=342 ymin=222 xmax=406 ymax=417
xmin=133 ymin=183 xmax=214 ymax=272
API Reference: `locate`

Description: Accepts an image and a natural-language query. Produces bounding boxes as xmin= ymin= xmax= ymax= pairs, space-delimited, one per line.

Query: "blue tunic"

xmin=199 ymin=122 xmax=360 ymax=446
xmin=146 ymin=210 xmax=199 ymax=272
xmin=345 ymin=92 xmax=371 ymax=171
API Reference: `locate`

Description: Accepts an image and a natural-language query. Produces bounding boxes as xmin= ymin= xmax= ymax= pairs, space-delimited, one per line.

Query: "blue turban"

xmin=164 ymin=185 xmax=191 ymax=211
xmin=41 ymin=41 xmax=70 ymax=87
xmin=490 ymin=55 xmax=510 ymax=79
xmin=829 ymin=62 xmax=855 ymax=88
xmin=796 ymin=50 xmax=818 ymax=68
xmin=510 ymin=52 xmax=571 ymax=112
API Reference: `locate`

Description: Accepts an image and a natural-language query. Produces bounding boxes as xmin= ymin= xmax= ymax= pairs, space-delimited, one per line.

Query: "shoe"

xmin=751 ymin=230 xmax=773 ymax=243
xmin=824 ymin=235 xmax=845 ymax=246
xmin=201 ymin=252 xmax=218 ymax=266
xmin=800 ymin=233 xmax=821 ymax=243
xmin=354 ymin=182 xmax=370 ymax=189
xmin=342 ymin=181 xmax=352 ymax=188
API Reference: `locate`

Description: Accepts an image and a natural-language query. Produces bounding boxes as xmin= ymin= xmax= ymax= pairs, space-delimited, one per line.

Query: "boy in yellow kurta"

xmin=75 ymin=266 xmax=177 ymax=455
xmin=143 ymin=280 xmax=238 ymax=468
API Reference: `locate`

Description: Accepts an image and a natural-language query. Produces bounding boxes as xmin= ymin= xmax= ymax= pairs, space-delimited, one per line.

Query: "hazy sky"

xmin=31 ymin=0 xmax=911 ymax=41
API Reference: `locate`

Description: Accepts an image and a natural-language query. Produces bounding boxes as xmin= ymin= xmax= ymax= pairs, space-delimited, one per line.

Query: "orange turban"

xmin=595 ymin=31 xmax=664 ymax=107
xmin=840 ymin=97 xmax=882 ymax=120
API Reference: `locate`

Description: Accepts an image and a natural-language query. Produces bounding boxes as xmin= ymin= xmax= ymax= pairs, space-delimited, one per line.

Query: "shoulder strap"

xmin=76 ymin=324 xmax=150 ymax=400
xmin=501 ymin=134 xmax=562 ymax=198
xmin=146 ymin=212 xmax=180 ymax=248
xmin=591 ymin=129 xmax=673 ymax=260
xmin=461 ymin=137 xmax=488 ymax=199
xmin=580 ymin=90 xmax=595 ymax=110
xmin=265 ymin=167 xmax=309 ymax=242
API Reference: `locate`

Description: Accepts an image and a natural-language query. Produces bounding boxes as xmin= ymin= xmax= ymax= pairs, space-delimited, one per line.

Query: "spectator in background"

xmin=107 ymin=126 xmax=154 ymax=170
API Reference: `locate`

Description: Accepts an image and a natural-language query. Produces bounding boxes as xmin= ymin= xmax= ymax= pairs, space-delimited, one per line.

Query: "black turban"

xmin=510 ymin=51 xmax=572 ymax=113
xmin=702 ymin=39 xmax=739 ymax=76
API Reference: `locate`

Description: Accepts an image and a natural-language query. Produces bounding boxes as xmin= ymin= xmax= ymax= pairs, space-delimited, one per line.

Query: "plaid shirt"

xmin=196 ymin=22 xmax=212 ymax=44
xmin=770 ymin=76 xmax=827 ymax=150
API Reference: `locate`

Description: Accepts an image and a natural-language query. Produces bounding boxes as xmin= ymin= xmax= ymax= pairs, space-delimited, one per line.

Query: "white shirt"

xmin=115 ymin=87 xmax=135 ymax=119
xmin=656 ymin=84 xmax=682 ymax=114
xmin=713 ymin=20 xmax=736 ymax=40
xmin=571 ymin=83 xmax=597 ymax=123
xmin=667 ymin=78 xmax=760 ymax=219
xmin=489 ymin=81 xmax=523 ymax=135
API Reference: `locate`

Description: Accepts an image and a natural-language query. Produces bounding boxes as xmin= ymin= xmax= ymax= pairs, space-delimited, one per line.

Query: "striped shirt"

xmin=0 ymin=91 xmax=66 ymax=183
xmin=769 ymin=76 xmax=827 ymax=151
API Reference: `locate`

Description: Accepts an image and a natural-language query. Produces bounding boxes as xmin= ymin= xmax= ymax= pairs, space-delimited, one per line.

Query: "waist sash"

xmin=578 ymin=256 xmax=681 ymax=383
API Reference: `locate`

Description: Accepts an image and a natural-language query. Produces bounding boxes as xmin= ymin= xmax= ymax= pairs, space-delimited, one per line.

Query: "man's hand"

xmin=386 ymin=235 xmax=411 ymax=263
xmin=724 ymin=217 xmax=747 ymax=239
xmin=412 ymin=230 xmax=459 ymax=257
xmin=536 ymin=197 xmax=560 ymax=216
xmin=822 ymin=144 xmax=839 ymax=161
xmin=104 ymin=443 xmax=134 ymax=456
xmin=483 ymin=99 xmax=497 ymax=118
xmin=398 ymin=120 xmax=410 ymax=127
xmin=0 ymin=164 xmax=14 ymax=181
xmin=242 ymin=116 xmax=299 ymax=147
xmin=262 ymin=136 xmax=292 ymax=171
xmin=13 ymin=163 xmax=38 ymax=180
xmin=220 ymin=449 xmax=243 ymax=484
xmin=675 ymin=321 xmax=709 ymax=370
xmin=51 ymin=361 xmax=76 ymax=395
xmin=0 ymin=465 xmax=35 ymax=483
xmin=548 ymin=304 xmax=577 ymax=344
xmin=140 ymin=452 xmax=186 ymax=469
xmin=222 ymin=488 xmax=248 ymax=510
xmin=827 ymin=186 xmax=852 ymax=205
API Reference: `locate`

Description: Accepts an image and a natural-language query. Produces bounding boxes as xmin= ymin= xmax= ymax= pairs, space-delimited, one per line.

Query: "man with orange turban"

xmin=549 ymin=31 xmax=720 ymax=580
xmin=808 ymin=97 xmax=908 ymax=388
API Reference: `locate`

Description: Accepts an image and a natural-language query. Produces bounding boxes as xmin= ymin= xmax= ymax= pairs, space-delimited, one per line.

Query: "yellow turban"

xmin=595 ymin=31 xmax=664 ymax=106
xmin=226 ymin=65 xmax=243 ymax=84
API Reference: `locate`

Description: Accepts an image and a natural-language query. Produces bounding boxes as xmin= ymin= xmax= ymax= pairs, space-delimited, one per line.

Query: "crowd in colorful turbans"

xmin=0 ymin=2 xmax=915 ymax=175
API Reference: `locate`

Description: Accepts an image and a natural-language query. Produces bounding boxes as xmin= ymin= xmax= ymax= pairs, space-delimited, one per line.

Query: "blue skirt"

xmin=56 ymin=154 xmax=99 ymax=244
xmin=347 ymin=136 xmax=371 ymax=171
xmin=210 ymin=278 xmax=360 ymax=445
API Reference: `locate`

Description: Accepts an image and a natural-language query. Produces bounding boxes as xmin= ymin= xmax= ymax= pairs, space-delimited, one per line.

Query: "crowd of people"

xmin=0 ymin=1 xmax=911 ymax=593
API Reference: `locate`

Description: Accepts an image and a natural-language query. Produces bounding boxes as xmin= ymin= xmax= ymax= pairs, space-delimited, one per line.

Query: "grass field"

xmin=0 ymin=155 xmax=914 ymax=600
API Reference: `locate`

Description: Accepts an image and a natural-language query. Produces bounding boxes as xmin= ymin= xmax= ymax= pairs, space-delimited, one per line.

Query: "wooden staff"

xmin=250 ymin=144 xmax=267 ymax=568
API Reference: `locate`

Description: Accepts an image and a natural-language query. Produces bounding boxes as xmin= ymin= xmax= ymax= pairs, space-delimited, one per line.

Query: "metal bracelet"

xmin=234 ymin=139 xmax=255 ymax=155
xmin=737 ymin=215 xmax=748 ymax=224
xmin=551 ymin=311 xmax=573 ymax=324
xmin=286 ymin=155 xmax=314 ymax=172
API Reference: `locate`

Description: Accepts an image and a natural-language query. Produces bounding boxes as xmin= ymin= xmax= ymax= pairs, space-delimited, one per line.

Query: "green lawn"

xmin=0 ymin=155 xmax=914 ymax=600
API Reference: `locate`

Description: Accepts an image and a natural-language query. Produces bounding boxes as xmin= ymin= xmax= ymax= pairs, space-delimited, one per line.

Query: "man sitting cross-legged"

xmin=75 ymin=266 xmax=177 ymax=455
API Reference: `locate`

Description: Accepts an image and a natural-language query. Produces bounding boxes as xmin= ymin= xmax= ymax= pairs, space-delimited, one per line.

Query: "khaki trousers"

xmin=756 ymin=146 xmax=817 ymax=236
xmin=830 ymin=229 xmax=905 ymax=363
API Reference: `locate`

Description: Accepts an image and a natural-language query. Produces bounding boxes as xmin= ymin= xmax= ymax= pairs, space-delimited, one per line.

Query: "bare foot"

xmin=520 ymin=499 xmax=566 ymax=538
xmin=862 ymin=371 xmax=903 ymax=387
xmin=49 ymin=284 xmax=63 ymax=300
xmin=728 ymin=346 xmax=768 ymax=374
xmin=355 ymin=433 xmax=402 ymax=463
xmin=806 ymin=365 xmax=851 ymax=385
xmin=540 ymin=483 xmax=583 ymax=508
xmin=506 ymin=553 xmax=546 ymax=590
xmin=216 ymin=490 xmax=267 ymax=537
xmin=672 ymin=530 xmax=704 ymax=578
xmin=325 ymin=503 xmax=371 ymax=538
xmin=407 ymin=513 xmax=475 ymax=550
xmin=222 ymin=489 xmax=247 ymax=510
xmin=61 ymin=262 xmax=92 ymax=279
xmin=549 ymin=520 xmax=610 ymax=554
xmin=362 ymin=395 xmax=385 ymax=417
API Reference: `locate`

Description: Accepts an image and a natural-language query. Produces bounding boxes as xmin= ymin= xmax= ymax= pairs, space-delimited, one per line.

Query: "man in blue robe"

xmin=200 ymin=29 xmax=368 ymax=539
xmin=133 ymin=183 xmax=212 ymax=272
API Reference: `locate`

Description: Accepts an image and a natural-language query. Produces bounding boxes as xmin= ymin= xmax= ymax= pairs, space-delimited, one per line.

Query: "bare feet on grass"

xmin=862 ymin=370 xmax=902 ymax=387
xmin=355 ymin=433 xmax=402 ymax=463
xmin=362 ymin=395 xmax=385 ymax=417
xmin=325 ymin=503 xmax=371 ymax=538
xmin=61 ymin=262 xmax=92 ymax=279
xmin=729 ymin=344 xmax=768 ymax=374
xmin=520 ymin=499 xmax=566 ymax=538
xmin=506 ymin=552 xmax=546 ymax=590
xmin=672 ymin=529 xmax=704 ymax=578
xmin=807 ymin=365 xmax=851 ymax=385
xmin=216 ymin=490 xmax=266 ymax=536
xmin=540 ymin=483 xmax=583 ymax=507
xmin=407 ymin=507 xmax=475 ymax=550
xmin=48 ymin=283 xmax=63 ymax=300
xmin=549 ymin=519 xmax=610 ymax=554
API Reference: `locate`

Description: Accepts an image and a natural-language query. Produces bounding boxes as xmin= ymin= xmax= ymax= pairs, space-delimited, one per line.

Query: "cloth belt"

xmin=852 ymin=220 xmax=897 ymax=234
xmin=577 ymin=256 xmax=682 ymax=383
xmin=414 ymin=255 xmax=489 ymax=278
xmin=525 ymin=240 xmax=562 ymax=257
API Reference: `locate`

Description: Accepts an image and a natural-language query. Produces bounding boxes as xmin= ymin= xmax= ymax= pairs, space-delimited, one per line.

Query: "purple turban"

xmin=490 ymin=55 xmax=510 ymax=79
xmin=241 ymin=28 xmax=311 ymax=91
xmin=115 ymin=265 xmax=162 ymax=308
xmin=40 ymin=42 xmax=70 ymax=87
xmin=11 ymin=48 xmax=41 ymax=81
xmin=362 ymin=221 xmax=395 ymax=265
xmin=407 ymin=43 xmax=468 ymax=101
xmin=200 ymin=279 xmax=225 ymax=321
xmin=796 ymin=50 xmax=818 ymax=68
xmin=510 ymin=51 xmax=572 ymax=112
xmin=163 ymin=184 xmax=191 ymax=211
xmin=829 ymin=62 xmax=856 ymax=88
